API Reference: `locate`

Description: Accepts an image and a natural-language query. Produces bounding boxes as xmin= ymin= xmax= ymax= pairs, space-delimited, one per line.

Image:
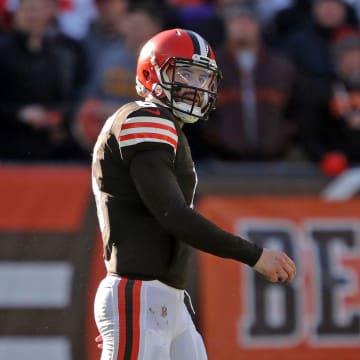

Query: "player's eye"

xmin=177 ymin=69 xmax=191 ymax=81
xmin=199 ymin=74 xmax=210 ymax=85
xmin=177 ymin=68 xmax=211 ymax=87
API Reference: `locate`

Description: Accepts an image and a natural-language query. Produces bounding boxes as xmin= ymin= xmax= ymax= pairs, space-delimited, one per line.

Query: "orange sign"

xmin=197 ymin=196 xmax=360 ymax=360
xmin=0 ymin=166 xmax=105 ymax=360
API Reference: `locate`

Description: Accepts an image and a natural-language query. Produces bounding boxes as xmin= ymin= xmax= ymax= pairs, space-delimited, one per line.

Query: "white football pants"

xmin=94 ymin=275 xmax=207 ymax=360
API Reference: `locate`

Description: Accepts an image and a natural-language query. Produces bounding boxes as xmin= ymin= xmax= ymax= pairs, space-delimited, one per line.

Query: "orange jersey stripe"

xmin=122 ymin=121 xmax=177 ymax=136
xmin=119 ymin=132 xmax=178 ymax=150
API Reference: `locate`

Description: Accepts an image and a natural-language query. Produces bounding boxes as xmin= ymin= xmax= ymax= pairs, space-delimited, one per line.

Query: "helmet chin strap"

xmin=172 ymin=101 xmax=201 ymax=123
xmin=147 ymin=93 xmax=201 ymax=123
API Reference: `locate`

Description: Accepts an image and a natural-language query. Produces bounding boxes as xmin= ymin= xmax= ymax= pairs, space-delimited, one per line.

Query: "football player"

xmin=92 ymin=28 xmax=296 ymax=360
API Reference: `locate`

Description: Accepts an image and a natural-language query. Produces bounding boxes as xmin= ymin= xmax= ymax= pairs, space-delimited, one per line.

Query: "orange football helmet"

xmin=136 ymin=28 xmax=222 ymax=123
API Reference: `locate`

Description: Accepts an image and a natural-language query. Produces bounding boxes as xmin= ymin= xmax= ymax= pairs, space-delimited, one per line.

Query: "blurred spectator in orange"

xmin=189 ymin=2 xmax=301 ymax=161
xmin=0 ymin=0 xmax=88 ymax=161
xmin=297 ymin=27 xmax=360 ymax=177
xmin=73 ymin=1 xmax=164 ymax=151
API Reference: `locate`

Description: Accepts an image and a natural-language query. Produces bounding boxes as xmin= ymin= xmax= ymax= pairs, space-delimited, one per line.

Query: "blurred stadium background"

xmin=0 ymin=161 xmax=359 ymax=359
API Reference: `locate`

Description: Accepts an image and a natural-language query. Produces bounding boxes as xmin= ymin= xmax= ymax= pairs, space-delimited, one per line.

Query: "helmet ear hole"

xmin=143 ymin=70 xmax=151 ymax=81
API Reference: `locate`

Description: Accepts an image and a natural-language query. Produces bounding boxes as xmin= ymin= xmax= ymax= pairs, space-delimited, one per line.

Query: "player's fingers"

xmin=95 ymin=335 xmax=103 ymax=343
xmin=280 ymin=253 xmax=295 ymax=267
xmin=269 ymin=274 xmax=279 ymax=283
xmin=287 ymin=268 xmax=296 ymax=283
xmin=285 ymin=258 xmax=297 ymax=280
xmin=285 ymin=257 xmax=296 ymax=273
xmin=267 ymin=269 xmax=283 ymax=283
xmin=270 ymin=254 xmax=291 ymax=282
xmin=276 ymin=268 xmax=289 ymax=283
xmin=282 ymin=263 xmax=296 ymax=283
xmin=95 ymin=335 xmax=103 ymax=350
xmin=280 ymin=255 xmax=296 ymax=281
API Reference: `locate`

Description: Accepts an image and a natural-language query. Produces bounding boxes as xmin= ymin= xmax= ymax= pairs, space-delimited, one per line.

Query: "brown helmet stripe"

xmin=186 ymin=30 xmax=209 ymax=57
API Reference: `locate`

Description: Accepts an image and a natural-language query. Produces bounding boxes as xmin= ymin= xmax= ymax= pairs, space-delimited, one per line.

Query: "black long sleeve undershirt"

xmin=129 ymin=149 xmax=263 ymax=267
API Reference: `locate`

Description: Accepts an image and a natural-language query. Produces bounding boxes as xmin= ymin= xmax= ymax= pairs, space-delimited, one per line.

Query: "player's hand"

xmin=253 ymin=248 xmax=296 ymax=283
xmin=95 ymin=335 xmax=103 ymax=349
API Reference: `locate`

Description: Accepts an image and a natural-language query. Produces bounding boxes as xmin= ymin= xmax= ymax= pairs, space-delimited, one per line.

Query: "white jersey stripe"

xmin=124 ymin=116 xmax=175 ymax=129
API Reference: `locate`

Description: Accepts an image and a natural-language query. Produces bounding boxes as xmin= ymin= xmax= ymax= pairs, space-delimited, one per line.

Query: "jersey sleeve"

xmin=117 ymin=107 xmax=179 ymax=165
xmin=129 ymin=149 xmax=263 ymax=267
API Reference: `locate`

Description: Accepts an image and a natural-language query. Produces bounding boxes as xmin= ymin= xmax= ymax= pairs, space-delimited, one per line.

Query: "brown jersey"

xmin=92 ymin=100 xmax=262 ymax=289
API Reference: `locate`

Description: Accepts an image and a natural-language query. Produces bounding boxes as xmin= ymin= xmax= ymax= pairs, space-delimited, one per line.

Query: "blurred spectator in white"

xmin=73 ymin=1 xmax=164 ymax=151
xmin=2 ymin=0 xmax=98 ymax=37
xmin=56 ymin=0 xmax=97 ymax=40
xmin=188 ymin=1 xmax=301 ymax=161
xmin=297 ymin=27 xmax=360 ymax=177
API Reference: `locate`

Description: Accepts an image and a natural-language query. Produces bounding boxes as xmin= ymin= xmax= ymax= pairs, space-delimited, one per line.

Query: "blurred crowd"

xmin=1 ymin=0 xmax=360 ymax=177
